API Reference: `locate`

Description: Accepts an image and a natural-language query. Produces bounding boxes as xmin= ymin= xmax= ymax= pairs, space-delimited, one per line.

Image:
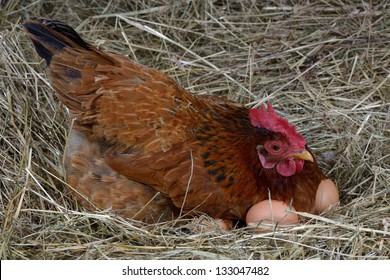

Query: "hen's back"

xmin=23 ymin=18 xmax=196 ymax=154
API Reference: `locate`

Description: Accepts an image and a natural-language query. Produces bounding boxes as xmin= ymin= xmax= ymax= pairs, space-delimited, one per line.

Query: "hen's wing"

xmin=24 ymin=19 xmax=192 ymax=151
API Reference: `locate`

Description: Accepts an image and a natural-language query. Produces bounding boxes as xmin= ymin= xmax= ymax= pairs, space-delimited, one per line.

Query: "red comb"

xmin=249 ymin=103 xmax=306 ymax=148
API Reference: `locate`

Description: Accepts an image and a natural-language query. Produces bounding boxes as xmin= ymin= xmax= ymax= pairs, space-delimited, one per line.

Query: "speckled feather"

xmin=24 ymin=18 xmax=326 ymax=222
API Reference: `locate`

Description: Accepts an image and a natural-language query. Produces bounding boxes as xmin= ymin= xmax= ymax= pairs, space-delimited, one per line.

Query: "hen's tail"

xmin=23 ymin=18 xmax=92 ymax=65
xmin=23 ymin=18 xmax=117 ymax=115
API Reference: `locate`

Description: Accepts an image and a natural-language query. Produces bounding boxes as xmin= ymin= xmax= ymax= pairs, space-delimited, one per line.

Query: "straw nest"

xmin=1 ymin=0 xmax=389 ymax=260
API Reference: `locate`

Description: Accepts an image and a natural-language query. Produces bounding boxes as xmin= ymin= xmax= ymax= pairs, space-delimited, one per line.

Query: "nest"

xmin=0 ymin=0 xmax=389 ymax=260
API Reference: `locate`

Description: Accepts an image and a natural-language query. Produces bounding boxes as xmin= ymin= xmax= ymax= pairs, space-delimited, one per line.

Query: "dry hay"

xmin=0 ymin=0 xmax=389 ymax=260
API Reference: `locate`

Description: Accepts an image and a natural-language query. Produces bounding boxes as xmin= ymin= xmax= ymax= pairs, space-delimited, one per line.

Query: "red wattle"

xmin=276 ymin=159 xmax=296 ymax=177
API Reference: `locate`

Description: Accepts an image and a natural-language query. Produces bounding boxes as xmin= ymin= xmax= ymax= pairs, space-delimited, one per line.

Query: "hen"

xmin=23 ymin=18 xmax=327 ymax=224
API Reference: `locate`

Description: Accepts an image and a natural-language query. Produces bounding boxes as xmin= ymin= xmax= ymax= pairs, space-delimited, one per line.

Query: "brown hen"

xmin=23 ymin=18 xmax=326 ymax=224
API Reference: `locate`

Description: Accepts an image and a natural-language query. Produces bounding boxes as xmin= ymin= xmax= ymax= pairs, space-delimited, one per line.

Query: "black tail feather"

xmin=23 ymin=18 xmax=91 ymax=65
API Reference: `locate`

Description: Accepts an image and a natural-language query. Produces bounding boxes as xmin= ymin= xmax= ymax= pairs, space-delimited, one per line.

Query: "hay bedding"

xmin=0 ymin=0 xmax=389 ymax=260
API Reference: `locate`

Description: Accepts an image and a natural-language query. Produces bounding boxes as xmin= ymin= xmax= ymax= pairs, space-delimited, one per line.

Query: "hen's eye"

xmin=271 ymin=144 xmax=280 ymax=152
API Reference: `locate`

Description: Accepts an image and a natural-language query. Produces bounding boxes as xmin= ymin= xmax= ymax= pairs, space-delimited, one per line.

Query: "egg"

xmin=194 ymin=217 xmax=233 ymax=231
xmin=246 ymin=179 xmax=339 ymax=231
xmin=315 ymin=179 xmax=339 ymax=213
xmin=200 ymin=219 xmax=233 ymax=230
xmin=215 ymin=219 xmax=233 ymax=230
xmin=246 ymin=200 xmax=299 ymax=231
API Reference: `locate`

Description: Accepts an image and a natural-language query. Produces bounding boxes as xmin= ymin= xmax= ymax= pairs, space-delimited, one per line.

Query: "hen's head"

xmin=249 ymin=103 xmax=313 ymax=177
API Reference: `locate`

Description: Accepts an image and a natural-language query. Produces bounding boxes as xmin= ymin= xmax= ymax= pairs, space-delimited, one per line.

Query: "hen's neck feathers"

xmin=195 ymin=102 xmax=263 ymax=193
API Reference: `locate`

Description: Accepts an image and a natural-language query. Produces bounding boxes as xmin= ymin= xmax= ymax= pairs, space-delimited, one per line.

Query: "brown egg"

xmin=200 ymin=219 xmax=233 ymax=230
xmin=246 ymin=200 xmax=299 ymax=230
xmin=215 ymin=219 xmax=233 ymax=230
xmin=194 ymin=218 xmax=233 ymax=231
xmin=315 ymin=179 xmax=339 ymax=213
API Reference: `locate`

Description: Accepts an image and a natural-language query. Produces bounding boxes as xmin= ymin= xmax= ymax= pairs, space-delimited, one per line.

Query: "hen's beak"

xmin=292 ymin=149 xmax=314 ymax=162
